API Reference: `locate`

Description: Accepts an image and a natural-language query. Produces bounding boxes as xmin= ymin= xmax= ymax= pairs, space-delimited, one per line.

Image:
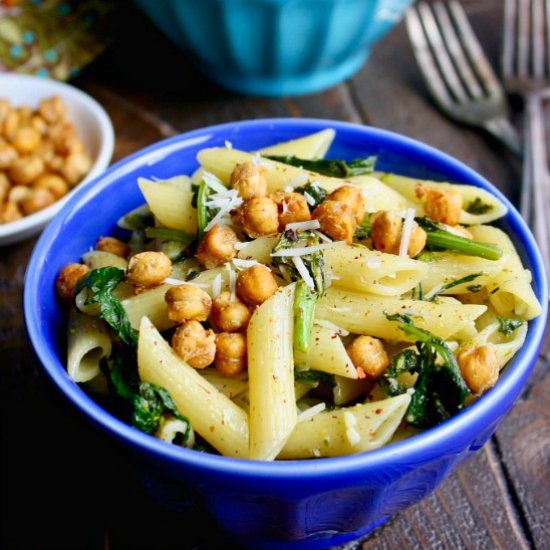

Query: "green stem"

xmin=425 ymin=230 xmax=502 ymax=260
xmin=293 ymin=280 xmax=318 ymax=353
xmin=196 ymin=179 xmax=209 ymax=241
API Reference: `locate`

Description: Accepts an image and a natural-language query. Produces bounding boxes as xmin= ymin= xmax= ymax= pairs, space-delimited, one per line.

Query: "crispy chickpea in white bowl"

xmin=0 ymin=73 xmax=114 ymax=246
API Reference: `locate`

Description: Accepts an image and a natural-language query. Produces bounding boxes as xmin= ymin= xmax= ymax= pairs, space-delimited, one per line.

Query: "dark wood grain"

xmin=1 ymin=1 xmax=548 ymax=549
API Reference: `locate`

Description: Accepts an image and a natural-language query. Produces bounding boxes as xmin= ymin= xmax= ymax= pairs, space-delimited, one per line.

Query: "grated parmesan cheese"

xmin=284 ymin=185 xmax=294 ymax=193
xmin=284 ymin=219 xmax=320 ymax=232
xmin=297 ymin=402 xmax=326 ymax=423
xmin=287 ymin=174 xmax=309 ymax=188
xmin=281 ymin=200 xmax=289 ymax=214
xmin=202 ymin=171 xmax=227 ymax=193
xmin=303 ymin=191 xmax=316 ymax=206
xmin=292 ymin=256 xmax=315 ymax=289
xmin=314 ymin=230 xmax=332 ymax=243
xmin=343 ymin=411 xmax=361 ymax=446
xmin=224 ymin=140 xmax=232 ymax=150
xmin=234 ymin=241 xmax=248 ymax=251
xmin=211 ymin=273 xmax=222 ymax=298
xmin=399 ymin=207 xmax=416 ymax=257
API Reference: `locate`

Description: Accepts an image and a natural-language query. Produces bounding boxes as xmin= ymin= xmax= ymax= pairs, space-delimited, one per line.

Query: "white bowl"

xmin=0 ymin=74 xmax=114 ymax=246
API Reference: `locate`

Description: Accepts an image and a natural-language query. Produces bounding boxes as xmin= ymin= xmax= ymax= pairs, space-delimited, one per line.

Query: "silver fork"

xmin=502 ymin=0 xmax=550 ymax=278
xmin=524 ymin=89 xmax=550 ymax=285
xmin=406 ymin=1 xmax=521 ymax=154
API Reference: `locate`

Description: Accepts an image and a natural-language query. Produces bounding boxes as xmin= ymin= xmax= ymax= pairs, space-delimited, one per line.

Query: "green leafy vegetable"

xmin=145 ymin=227 xmax=195 ymax=244
xmin=76 ymin=267 xmax=138 ymax=347
xmin=294 ymin=281 xmax=317 ymax=353
xmin=427 ymin=272 xmax=484 ymax=301
xmin=294 ymin=369 xmax=336 ymax=388
xmin=123 ymin=206 xmax=154 ymax=231
xmin=354 ymin=217 xmax=371 ymax=240
xmin=272 ymin=230 xmax=326 ymax=353
xmin=267 ymin=155 xmax=377 ymax=178
xmin=466 ymin=197 xmax=493 ymax=215
xmin=294 ymin=182 xmax=327 ymax=208
xmin=101 ymin=353 xmax=190 ymax=438
xmin=196 ymin=178 xmax=211 ymax=242
xmin=497 ymin=316 xmax=524 ymax=335
xmin=416 ymin=217 xmax=502 ymax=260
xmin=383 ymin=313 xmax=470 ymax=428
xmin=133 ymin=382 xmax=190 ymax=436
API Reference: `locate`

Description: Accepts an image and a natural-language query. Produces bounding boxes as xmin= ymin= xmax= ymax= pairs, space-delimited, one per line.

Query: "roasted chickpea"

xmin=196 ymin=224 xmax=239 ymax=269
xmin=20 ymin=187 xmax=55 ymax=215
xmin=165 ymin=284 xmax=212 ymax=323
xmin=370 ymin=210 xmax=427 ymax=257
xmin=0 ymin=100 xmax=9 ymax=126
xmin=347 ymin=335 xmax=390 ymax=380
xmin=127 ymin=251 xmax=171 ymax=289
xmin=0 ymin=173 xmax=9 ymax=203
xmin=235 ymin=196 xmax=279 ymax=238
xmin=30 ymin=115 xmax=48 ymax=135
xmin=312 ymin=200 xmax=356 ymax=243
xmin=230 ymin=161 xmax=267 ymax=199
xmin=215 ymin=332 xmax=247 ymax=377
xmin=33 ymin=173 xmax=69 ymax=200
xmin=328 ymin=185 xmax=365 ymax=224
xmin=60 ymin=151 xmax=92 ymax=186
xmin=56 ymin=262 xmax=90 ymax=301
xmin=270 ymin=191 xmax=311 ymax=230
xmin=236 ymin=265 xmax=278 ymax=307
xmin=9 ymin=154 xmax=45 ymax=185
xmin=39 ymin=96 xmax=65 ymax=124
xmin=416 ymin=184 xmax=463 ymax=226
xmin=8 ymin=185 xmax=30 ymax=203
xmin=457 ymin=345 xmax=499 ymax=394
xmin=171 ymin=320 xmax=216 ymax=369
xmin=2 ymin=109 xmax=19 ymax=140
xmin=0 ymin=201 xmax=22 ymax=223
xmin=211 ymin=291 xmax=251 ymax=332
xmin=96 ymin=236 xmax=130 ymax=258
xmin=0 ymin=140 xmax=18 ymax=170
xmin=12 ymin=126 xmax=41 ymax=155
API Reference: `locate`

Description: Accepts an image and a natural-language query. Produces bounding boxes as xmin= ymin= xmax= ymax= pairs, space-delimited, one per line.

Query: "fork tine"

xmin=518 ymin=0 xmax=530 ymax=79
xmin=446 ymin=0 xmax=502 ymax=98
xmin=432 ymin=1 xmax=484 ymax=99
xmin=406 ymin=4 xmax=455 ymax=108
xmin=416 ymin=2 xmax=469 ymax=102
xmin=533 ymin=0 xmax=545 ymax=79
xmin=502 ymin=0 xmax=517 ymax=79
xmin=545 ymin=0 xmax=550 ymax=76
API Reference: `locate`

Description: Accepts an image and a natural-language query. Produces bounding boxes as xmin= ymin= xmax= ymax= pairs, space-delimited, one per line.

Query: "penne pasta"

xmin=294 ymin=324 xmax=357 ymax=379
xmin=138 ymin=178 xmax=197 ymax=233
xmin=257 ymin=128 xmax=335 ymax=159
xmin=324 ymin=246 xmax=428 ymax=296
xmin=67 ymin=310 xmax=112 ymax=383
xmin=468 ymin=225 xmax=542 ymax=320
xmin=248 ymin=284 xmax=297 ymax=461
xmin=82 ymin=250 xmax=128 ymax=270
xmin=138 ymin=317 xmax=249 ymax=458
xmin=315 ymin=287 xmax=487 ymax=341
xmin=278 ymin=394 xmax=411 ymax=459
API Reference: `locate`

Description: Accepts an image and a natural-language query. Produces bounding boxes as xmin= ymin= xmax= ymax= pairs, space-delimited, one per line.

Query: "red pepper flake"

xmin=375 ymin=408 xmax=383 ymax=415
xmin=209 ymin=425 xmax=216 ymax=432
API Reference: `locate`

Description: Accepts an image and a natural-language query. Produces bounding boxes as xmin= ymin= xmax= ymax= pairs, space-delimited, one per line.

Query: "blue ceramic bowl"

xmin=24 ymin=119 xmax=548 ymax=550
xmin=134 ymin=0 xmax=414 ymax=97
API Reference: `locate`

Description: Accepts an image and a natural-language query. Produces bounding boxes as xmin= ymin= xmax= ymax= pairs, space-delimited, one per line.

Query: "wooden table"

xmin=1 ymin=1 xmax=548 ymax=548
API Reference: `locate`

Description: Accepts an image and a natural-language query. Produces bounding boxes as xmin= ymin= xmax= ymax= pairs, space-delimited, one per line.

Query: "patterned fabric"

xmin=0 ymin=0 xmax=115 ymax=80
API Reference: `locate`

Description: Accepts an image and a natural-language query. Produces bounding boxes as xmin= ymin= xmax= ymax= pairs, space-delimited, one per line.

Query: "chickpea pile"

xmin=0 ymin=96 xmax=92 ymax=224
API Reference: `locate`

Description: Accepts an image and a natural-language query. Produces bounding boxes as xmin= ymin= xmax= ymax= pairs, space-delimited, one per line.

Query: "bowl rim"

xmin=24 ymin=117 xmax=549 ymax=480
xmin=0 ymin=73 xmax=115 ymax=244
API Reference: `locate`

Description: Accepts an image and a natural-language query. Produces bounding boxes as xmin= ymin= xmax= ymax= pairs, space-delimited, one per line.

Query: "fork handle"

xmin=482 ymin=117 xmax=522 ymax=155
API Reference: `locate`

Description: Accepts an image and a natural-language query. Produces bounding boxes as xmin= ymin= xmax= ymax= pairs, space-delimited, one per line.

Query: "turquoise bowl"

xmin=134 ymin=0 xmax=414 ymax=97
